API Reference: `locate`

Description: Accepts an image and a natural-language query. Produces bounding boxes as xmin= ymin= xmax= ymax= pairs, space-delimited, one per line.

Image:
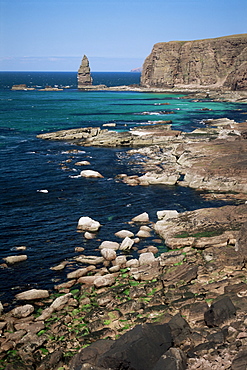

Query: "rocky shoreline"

xmin=1 ymin=96 xmax=247 ymax=369
xmin=1 ymin=204 xmax=247 ymax=369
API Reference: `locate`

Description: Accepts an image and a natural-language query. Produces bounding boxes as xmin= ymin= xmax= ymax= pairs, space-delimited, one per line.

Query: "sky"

xmin=0 ymin=0 xmax=246 ymax=71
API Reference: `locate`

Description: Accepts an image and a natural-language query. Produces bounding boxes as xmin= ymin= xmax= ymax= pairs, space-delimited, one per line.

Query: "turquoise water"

xmin=0 ymin=72 xmax=246 ymax=306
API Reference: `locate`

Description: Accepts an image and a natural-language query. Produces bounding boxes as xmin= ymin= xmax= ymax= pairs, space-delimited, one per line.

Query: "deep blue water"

xmin=0 ymin=72 xmax=246 ymax=306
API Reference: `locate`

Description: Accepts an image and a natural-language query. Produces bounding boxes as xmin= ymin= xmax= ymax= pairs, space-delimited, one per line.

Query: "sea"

xmin=0 ymin=71 xmax=246 ymax=307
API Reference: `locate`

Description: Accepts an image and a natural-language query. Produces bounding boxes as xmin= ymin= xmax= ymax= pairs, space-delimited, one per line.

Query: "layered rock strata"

xmin=77 ymin=55 xmax=93 ymax=88
xmin=141 ymin=34 xmax=247 ymax=90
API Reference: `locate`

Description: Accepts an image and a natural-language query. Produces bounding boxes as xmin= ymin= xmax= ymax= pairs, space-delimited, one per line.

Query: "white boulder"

xmin=80 ymin=170 xmax=103 ymax=178
xmin=131 ymin=212 xmax=149 ymax=223
xmin=120 ymin=236 xmax=134 ymax=251
xmin=77 ymin=216 xmax=101 ymax=232
xmin=115 ymin=230 xmax=135 ymax=239
xmin=139 ymin=252 xmax=156 ymax=265
xmin=100 ymin=248 xmax=117 ymax=261
xmin=99 ymin=241 xmax=119 ymax=250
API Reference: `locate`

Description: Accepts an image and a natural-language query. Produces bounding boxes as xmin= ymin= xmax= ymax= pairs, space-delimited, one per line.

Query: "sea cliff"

xmin=141 ymin=34 xmax=247 ymax=91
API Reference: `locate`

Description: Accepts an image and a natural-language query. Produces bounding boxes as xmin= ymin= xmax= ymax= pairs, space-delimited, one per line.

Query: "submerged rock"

xmin=3 ymin=255 xmax=27 ymax=264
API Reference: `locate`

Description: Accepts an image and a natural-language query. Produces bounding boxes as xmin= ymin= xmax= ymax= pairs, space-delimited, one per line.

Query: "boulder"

xmin=80 ymin=170 xmax=104 ymax=178
xmin=67 ymin=267 xmax=89 ymax=279
xmin=119 ymin=236 xmax=134 ymax=251
xmin=136 ymin=229 xmax=151 ymax=238
xmin=152 ymin=347 xmax=187 ymax=370
xmin=168 ymin=314 xmax=191 ymax=346
xmin=114 ymin=255 xmax=127 ymax=266
xmin=10 ymin=304 xmax=34 ymax=318
xmin=0 ymin=301 xmax=3 ymax=315
xmin=126 ymin=259 xmax=139 ymax=268
xmin=232 ymin=349 xmax=247 ymax=370
xmin=3 ymin=255 xmax=27 ymax=264
xmin=96 ymin=323 xmax=173 ymax=370
xmin=77 ymin=216 xmax=101 ymax=232
xmin=204 ymin=296 xmax=236 ymax=327
xmin=94 ymin=274 xmax=116 ymax=288
xmin=99 ymin=241 xmax=119 ymax=250
xmin=131 ymin=212 xmax=149 ymax=223
xmin=69 ymin=339 xmax=114 ymax=370
xmin=50 ymin=293 xmax=72 ymax=311
xmin=100 ymin=248 xmax=117 ymax=261
xmin=15 ymin=289 xmax=49 ymax=301
xmin=84 ymin=231 xmax=96 ymax=239
xmin=139 ymin=252 xmax=156 ymax=265
xmin=114 ymin=229 xmax=135 ymax=238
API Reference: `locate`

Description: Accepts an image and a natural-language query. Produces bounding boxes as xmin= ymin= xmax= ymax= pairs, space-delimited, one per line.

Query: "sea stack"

xmin=77 ymin=55 xmax=93 ymax=89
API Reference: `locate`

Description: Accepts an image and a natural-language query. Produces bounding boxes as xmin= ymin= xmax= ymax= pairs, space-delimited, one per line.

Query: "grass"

xmin=175 ymin=229 xmax=223 ymax=238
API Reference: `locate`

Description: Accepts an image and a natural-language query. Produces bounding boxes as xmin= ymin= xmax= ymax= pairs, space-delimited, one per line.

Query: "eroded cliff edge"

xmin=141 ymin=34 xmax=247 ymax=91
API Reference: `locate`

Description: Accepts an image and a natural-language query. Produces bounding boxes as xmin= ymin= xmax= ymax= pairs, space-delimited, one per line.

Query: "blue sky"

xmin=0 ymin=0 xmax=246 ymax=71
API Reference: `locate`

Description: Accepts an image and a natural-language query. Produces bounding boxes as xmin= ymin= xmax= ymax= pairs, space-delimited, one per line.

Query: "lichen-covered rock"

xmin=141 ymin=34 xmax=247 ymax=91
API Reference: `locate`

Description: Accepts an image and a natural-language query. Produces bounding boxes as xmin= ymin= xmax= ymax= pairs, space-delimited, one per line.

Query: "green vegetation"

xmin=175 ymin=229 xmax=223 ymax=238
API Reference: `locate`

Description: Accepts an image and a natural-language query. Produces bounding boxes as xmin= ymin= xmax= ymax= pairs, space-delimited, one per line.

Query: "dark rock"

xmin=69 ymin=339 xmax=114 ymax=370
xmin=36 ymin=349 xmax=64 ymax=370
xmin=231 ymin=349 xmax=247 ymax=370
xmin=204 ymin=296 xmax=236 ymax=327
xmin=188 ymin=341 xmax=215 ymax=356
xmin=168 ymin=314 xmax=191 ymax=346
xmin=97 ymin=323 xmax=172 ymax=370
xmin=152 ymin=347 xmax=187 ymax=370
xmin=206 ymin=330 xmax=225 ymax=344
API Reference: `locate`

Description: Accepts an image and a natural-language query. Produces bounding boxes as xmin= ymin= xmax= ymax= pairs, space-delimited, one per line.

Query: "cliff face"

xmin=77 ymin=55 xmax=93 ymax=88
xmin=141 ymin=34 xmax=247 ymax=90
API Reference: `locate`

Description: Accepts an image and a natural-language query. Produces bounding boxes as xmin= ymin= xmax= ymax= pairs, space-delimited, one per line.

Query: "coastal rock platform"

xmin=37 ymin=118 xmax=247 ymax=196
